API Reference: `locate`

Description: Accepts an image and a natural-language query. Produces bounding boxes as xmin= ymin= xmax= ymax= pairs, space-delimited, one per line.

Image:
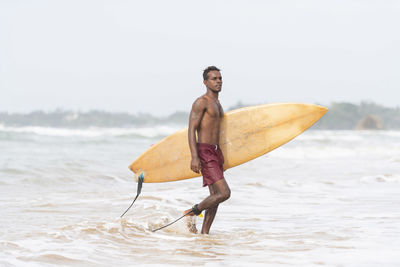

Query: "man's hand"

xmin=191 ymin=157 xmax=201 ymax=173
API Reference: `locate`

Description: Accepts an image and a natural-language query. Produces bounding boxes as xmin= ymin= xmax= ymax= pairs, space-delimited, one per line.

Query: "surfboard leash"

xmin=120 ymin=174 xmax=201 ymax=233
xmin=120 ymin=173 xmax=144 ymax=218
xmin=151 ymin=204 xmax=202 ymax=232
xmin=151 ymin=210 xmax=192 ymax=232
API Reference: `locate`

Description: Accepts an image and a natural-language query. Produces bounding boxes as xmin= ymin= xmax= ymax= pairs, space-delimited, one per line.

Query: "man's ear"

xmin=203 ymin=80 xmax=207 ymax=86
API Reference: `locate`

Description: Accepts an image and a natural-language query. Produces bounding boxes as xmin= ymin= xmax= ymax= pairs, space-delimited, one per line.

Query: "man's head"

xmin=203 ymin=66 xmax=222 ymax=93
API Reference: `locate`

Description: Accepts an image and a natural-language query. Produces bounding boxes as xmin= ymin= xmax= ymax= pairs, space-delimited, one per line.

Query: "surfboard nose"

xmin=310 ymin=104 xmax=328 ymax=121
xmin=315 ymin=104 xmax=328 ymax=115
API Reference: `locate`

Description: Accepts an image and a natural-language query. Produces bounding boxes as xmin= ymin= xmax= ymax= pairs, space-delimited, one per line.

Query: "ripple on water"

xmin=360 ymin=174 xmax=400 ymax=183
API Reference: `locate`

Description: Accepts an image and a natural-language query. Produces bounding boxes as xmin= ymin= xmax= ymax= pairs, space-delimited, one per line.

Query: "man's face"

xmin=204 ymin=71 xmax=222 ymax=93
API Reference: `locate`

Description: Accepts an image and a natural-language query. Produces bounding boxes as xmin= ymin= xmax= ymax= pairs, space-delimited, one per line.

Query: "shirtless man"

xmin=184 ymin=66 xmax=231 ymax=234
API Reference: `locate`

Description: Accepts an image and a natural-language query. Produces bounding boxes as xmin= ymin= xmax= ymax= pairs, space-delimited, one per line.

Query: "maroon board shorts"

xmin=197 ymin=143 xmax=225 ymax=187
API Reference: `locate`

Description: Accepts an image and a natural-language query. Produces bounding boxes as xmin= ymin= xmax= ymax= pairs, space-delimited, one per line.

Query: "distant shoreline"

xmin=1 ymin=102 xmax=399 ymax=130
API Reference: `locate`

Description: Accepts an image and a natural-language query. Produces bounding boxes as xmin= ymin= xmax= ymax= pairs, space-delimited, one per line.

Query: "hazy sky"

xmin=1 ymin=0 xmax=399 ymax=115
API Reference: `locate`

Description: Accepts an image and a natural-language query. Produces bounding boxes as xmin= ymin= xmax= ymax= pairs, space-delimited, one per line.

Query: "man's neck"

xmin=206 ymin=90 xmax=219 ymax=100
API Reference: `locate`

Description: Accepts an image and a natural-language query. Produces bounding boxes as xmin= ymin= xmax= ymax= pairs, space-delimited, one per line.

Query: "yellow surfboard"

xmin=129 ymin=103 xmax=327 ymax=183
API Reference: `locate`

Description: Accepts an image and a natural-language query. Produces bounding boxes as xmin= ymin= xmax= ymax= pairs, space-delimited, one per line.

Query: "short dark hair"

xmin=203 ymin=66 xmax=220 ymax=80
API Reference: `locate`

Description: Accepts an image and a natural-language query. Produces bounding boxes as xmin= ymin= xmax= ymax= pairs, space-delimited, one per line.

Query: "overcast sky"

xmin=1 ymin=0 xmax=399 ymax=115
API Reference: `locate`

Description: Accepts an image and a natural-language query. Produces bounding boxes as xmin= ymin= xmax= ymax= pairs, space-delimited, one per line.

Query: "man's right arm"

xmin=188 ymin=98 xmax=206 ymax=173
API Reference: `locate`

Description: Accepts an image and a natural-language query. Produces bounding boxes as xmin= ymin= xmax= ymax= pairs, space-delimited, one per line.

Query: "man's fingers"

xmin=191 ymin=162 xmax=201 ymax=173
xmin=191 ymin=166 xmax=198 ymax=173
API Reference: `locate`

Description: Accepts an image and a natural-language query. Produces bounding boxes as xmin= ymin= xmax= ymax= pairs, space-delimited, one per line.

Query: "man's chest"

xmin=206 ymin=103 xmax=224 ymax=118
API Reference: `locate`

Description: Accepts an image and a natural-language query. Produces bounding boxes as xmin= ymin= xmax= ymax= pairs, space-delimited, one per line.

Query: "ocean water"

xmin=0 ymin=125 xmax=399 ymax=267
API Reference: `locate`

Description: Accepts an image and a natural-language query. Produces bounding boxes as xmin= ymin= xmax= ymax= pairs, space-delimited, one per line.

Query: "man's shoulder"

xmin=193 ymin=95 xmax=208 ymax=106
xmin=191 ymin=95 xmax=208 ymax=112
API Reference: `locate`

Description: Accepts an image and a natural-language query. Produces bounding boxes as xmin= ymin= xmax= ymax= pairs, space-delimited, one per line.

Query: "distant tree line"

xmin=313 ymin=102 xmax=400 ymax=130
xmin=0 ymin=102 xmax=399 ymax=129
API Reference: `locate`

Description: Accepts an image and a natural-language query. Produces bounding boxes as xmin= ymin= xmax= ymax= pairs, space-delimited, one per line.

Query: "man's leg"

xmin=201 ymin=184 xmax=219 ymax=234
xmin=184 ymin=178 xmax=230 ymax=234
xmin=197 ymin=178 xmax=230 ymax=212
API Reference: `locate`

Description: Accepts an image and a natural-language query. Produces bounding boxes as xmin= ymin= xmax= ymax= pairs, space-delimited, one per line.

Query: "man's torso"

xmin=197 ymin=95 xmax=224 ymax=145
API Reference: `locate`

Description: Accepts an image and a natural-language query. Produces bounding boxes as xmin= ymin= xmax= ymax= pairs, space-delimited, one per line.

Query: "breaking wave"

xmin=0 ymin=124 xmax=183 ymax=139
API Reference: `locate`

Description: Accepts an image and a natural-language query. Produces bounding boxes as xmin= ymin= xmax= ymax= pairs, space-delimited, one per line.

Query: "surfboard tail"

xmin=131 ymin=169 xmax=145 ymax=183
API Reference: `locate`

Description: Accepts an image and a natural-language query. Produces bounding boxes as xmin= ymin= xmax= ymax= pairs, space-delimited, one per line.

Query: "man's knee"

xmin=217 ymin=188 xmax=230 ymax=203
xmin=223 ymin=188 xmax=231 ymax=201
xmin=212 ymin=178 xmax=231 ymax=203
